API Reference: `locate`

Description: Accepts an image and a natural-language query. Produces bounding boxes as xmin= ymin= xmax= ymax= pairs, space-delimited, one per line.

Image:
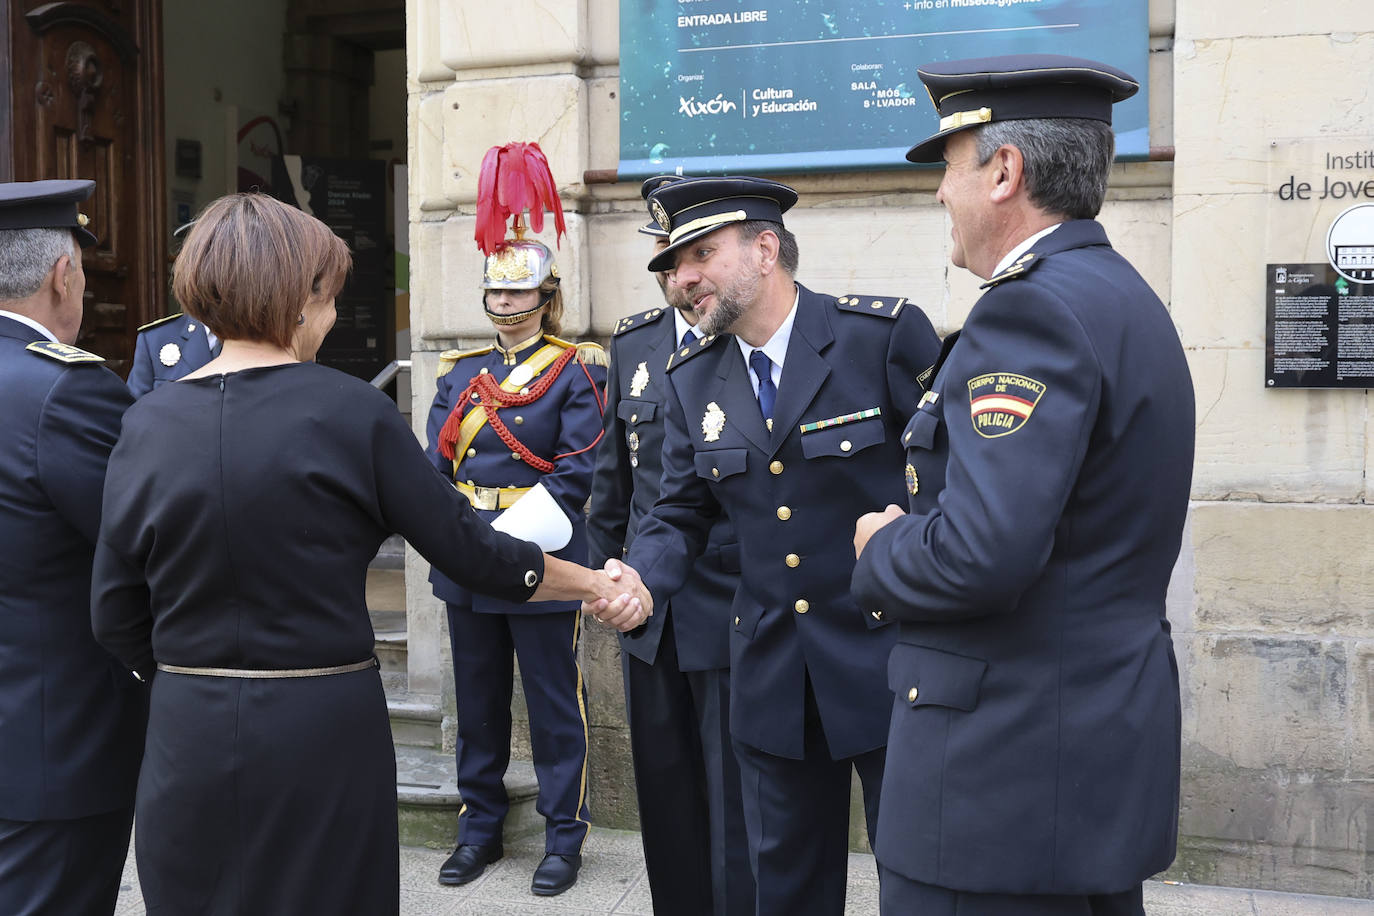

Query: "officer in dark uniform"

xmin=852 ymin=55 xmax=1194 ymax=915
xmin=126 ymin=311 xmax=218 ymax=397
xmin=0 ymin=179 xmax=147 ymax=915
xmin=592 ymin=176 xmax=941 ymax=915
xmin=425 ymin=236 xmax=608 ymax=897
xmin=587 ymin=177 xmax=753 ymax=916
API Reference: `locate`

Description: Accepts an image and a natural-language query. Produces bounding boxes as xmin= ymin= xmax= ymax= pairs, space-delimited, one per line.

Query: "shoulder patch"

xmin=136 ymin=312 xmax=184 ymax=333
xmin=574 ymin=341 xmax=609 ymax=368
xmin=980 ymin=252 xmax=1043 ymax=289
xmin=835 ymin=295 xmax=907 ymax=319
xmin=437 ymin=345 xmax=493 ymax=378
xmin=26 ymin=340 xmax=105 ymax=365
xmin=612 ymin=308 xmax=669 ymax=337
xmin=666 ymin=332 xmax=724 ymax=371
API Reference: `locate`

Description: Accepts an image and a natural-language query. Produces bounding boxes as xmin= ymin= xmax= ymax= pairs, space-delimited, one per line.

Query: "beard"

xmin=657 ymin=271 xmax=696 ymax=316
xmin=697 ymin=266 xmax=759 ymax=337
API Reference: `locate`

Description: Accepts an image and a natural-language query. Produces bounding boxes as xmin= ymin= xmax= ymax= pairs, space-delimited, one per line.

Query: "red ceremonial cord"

xmin=437 ymin=349 xmax=606 ymax=471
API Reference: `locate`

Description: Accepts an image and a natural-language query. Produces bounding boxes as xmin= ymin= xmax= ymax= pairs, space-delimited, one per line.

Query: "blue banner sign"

xmin=618 ymin=0 xmax=1149 ymax=180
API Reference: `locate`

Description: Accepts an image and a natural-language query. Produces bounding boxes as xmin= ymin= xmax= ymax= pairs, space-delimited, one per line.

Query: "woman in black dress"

xmin=90 ymin=193 xmax=647 ymax=915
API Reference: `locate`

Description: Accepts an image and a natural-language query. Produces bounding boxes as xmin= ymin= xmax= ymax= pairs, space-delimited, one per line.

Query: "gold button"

xmin=471 ymin=393 xmax=480 ymax=401
xmin=514 ymin=416 xmax=524 ymax=425
xmin=769 ymin=460 xmax=783 ymax=475
xmin=776 ymin=506 xmax=791 ymax=520
xmin=907 ymin=687 xmax=919 ymax=703
xmin=466 ymin=448 xmax=476 ymax=458
xmin=794 ymin=599 xmax=809 ymax=614
xmin=511 ymin=452 xmax=522 ymax=460
xmin=785 ymin=554 xmax=800 ymax=568
xmin=466 ymin=480 xmax=475 ymax=486
xmin=630 ymin=414 xmax=638 ymax=423
xmin=519 ymin=387 xmax=530 ymax=395
xmin=840 ymin=440 xmax=852 ymax=452
xmin=872 ymin=610 xmax=884 ymax=621
xmin=712 ymin=468 xmax=719 ymax=478
xmin=681 ymin=348 xmax=690 ymax=357
xmin=734 ymin=616 xmax=740 ymax=626
xmin=479 ymin=367 xmax=489 ymax=374
xmin=904 ymin=432 xmax=911 ymax=444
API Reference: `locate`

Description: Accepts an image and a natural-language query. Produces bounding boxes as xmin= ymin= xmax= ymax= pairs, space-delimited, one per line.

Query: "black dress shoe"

xmin=530 ymin=853 xmax=581 ymax=896
xmin=438 ymin=842 xmax=502 ymax=886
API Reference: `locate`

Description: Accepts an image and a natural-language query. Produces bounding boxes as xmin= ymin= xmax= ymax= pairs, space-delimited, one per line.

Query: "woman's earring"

xmin=297 ymin=313 xmax=305 ymax=326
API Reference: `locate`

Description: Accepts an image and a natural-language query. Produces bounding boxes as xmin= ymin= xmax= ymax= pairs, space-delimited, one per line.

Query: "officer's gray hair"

xmin=0 ymin=228 xmax=76 ymax=301
xmin=974 ymin=118 xmax=1115 ymax=220
xmin=737 ymin=220 xmax=800 ymax=276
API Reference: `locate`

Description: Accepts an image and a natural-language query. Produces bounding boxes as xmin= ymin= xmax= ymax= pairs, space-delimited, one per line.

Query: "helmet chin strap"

xmin=482 ymin=283 xmax=557 ymax=326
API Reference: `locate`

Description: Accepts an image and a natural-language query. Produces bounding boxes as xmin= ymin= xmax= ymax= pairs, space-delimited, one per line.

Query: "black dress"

xmin=91 ymin=363 xmax=544 ymax=916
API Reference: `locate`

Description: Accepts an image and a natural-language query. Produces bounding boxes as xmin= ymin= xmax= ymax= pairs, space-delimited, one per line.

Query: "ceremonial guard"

xmin=126 ymin=310 xmax=217 ymax=397
xmin=0 ymin=180 xmax=147 ymax=915
xmin=426 ymin=143 xmax=607 ymax=897
xmin=587 ymin=176 xmax=753 ymax=916
xmin=853 ymin=56 xmax=1194 ymax=914
xmin=595 ymin=175 xmax=941 ymax=915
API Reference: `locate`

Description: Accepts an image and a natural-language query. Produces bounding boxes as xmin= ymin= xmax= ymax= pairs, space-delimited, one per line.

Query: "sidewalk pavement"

xmin=114 ymin=826 xmax=1373 ymax=915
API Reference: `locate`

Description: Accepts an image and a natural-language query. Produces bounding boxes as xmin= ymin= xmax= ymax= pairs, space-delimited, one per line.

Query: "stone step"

xmin=388 ymin=693 xmax=442 ymax=748
xmin=396 ymin=744 xmax=542 ymax=849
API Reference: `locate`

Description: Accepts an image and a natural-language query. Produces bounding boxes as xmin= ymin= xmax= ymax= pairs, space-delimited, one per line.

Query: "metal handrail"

xmin=369 ymin=359 xmax=411 ymax=389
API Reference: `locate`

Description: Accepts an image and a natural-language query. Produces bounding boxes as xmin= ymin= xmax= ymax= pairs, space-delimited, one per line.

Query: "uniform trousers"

xmin=622 ymin=616 xmax=753 ymax=916
xmin=878 ymin=866 xmax=1145 ymax=916
xmin=732 ymin=674 xmax=885 ymax=916
xmin=447 ymin=603 xmax=591 ymax=855
xmin=0 ymin=806 xmax=133 ymax=916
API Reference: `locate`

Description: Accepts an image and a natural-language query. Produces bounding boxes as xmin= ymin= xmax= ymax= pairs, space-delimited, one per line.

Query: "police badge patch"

xmin=967 ymin=372 xmax=1045 ymax=438
xmin=629 ymin=361 xmax=650 ymax=397
xmin=702 ymin=402 xmax=726 ymax=442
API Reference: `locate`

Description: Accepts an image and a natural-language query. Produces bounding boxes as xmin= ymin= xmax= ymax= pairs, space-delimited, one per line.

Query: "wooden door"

xmin=5 ymin=0 xmax=164 ymax=374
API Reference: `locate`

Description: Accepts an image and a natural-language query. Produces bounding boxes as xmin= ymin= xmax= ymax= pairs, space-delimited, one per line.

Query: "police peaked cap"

xmin=905 ymin=54 xmax=1139 ymax=163
xmin=0 ymin=179 xmax=98 ymax=247
xmin=645 ymin=176 xmax=798 ymax=272
xmin=637 ymin=174 xmax=684 ymax=238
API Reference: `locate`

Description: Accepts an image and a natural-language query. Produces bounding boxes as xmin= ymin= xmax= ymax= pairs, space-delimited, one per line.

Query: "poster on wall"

xmin=618 ymin=0 xmax=1150 ymax=179
xmin=270 ymin=155 xmax=391 ymax=382
xmin=1265 ymin=142 xmax=1374 ymax=388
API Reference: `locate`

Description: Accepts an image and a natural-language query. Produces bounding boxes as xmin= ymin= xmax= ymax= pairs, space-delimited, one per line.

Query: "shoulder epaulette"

xmin=574 ymin=341 xmax=608 ymax=368
xmin=835 ymin=295 xmax=907 ymax=319
xmin=136 ymin=312 xmax=184 ymax=333
xmin=980 ymin=252 xmax=1043 ymax=289
xmin=611 ymin=308 xmax=669 ymax=337
xmin=542 ymin=334 xmax=577 ymax=350
xmin=26 ymin=340 xmax=105 ymax=365
xmin=665 ymin=332 xmax=724 ymax=371
xmin=437 ymin=345 xmax=493 ymax=378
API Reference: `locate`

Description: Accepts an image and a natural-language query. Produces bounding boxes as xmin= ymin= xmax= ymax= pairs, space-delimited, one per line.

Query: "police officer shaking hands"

xmin=586 ymin=175 xmax=940 ymax=915
xmin=853 ymin=55 xmax=1194 ymax=916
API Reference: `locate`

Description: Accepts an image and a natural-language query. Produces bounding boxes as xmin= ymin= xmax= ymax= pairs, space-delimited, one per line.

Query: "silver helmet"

xmin=480 ymin=239 xmax=559 ymax=290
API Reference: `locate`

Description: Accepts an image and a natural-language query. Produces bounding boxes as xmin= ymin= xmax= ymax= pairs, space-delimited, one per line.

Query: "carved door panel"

xmin=9 ymin=0 xmax=164 ymax=374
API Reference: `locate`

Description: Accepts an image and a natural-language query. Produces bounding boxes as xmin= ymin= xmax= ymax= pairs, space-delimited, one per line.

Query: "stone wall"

xmin=404 ymin=0 xmax=1374 ymax=893
xmin=1162 ymin=4 xmax=1374 ymax=897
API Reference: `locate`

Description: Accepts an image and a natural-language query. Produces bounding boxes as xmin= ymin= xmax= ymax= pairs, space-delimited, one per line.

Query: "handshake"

xmin=582 ymin=559 xmax=653 ymax=632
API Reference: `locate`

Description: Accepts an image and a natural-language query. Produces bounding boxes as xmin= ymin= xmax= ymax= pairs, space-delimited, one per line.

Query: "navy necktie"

xmin=749 ymin=349 xmax=776 ymax=422
xmin=680 ymin=329 xmax=695 ymax=350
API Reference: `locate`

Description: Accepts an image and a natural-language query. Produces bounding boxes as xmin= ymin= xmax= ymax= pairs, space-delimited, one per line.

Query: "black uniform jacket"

xmin=853 ymin=220 xmax=1195 ymax=894
xmin=588 ymin=308 xmax=739 ymax=671
xmin=625 ymin=284 xmax=940 ymax=760
xmin=0 ymin=315 xmax=146 ymax=821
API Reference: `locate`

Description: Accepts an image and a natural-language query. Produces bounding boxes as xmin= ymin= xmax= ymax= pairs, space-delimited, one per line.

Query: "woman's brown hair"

xmin=172 ymin=193 xmax=351 ymax=348
xmin=538 ymin=276 xmax=563 ymax=337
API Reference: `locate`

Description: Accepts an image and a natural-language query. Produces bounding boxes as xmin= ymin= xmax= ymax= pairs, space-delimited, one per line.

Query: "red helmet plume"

xmin=475 ymin=142 xmax=567 ymax=256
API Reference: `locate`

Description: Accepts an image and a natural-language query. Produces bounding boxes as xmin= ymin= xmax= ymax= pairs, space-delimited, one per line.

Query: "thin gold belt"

xmin=455 ymin=481 xmax=531 ymax=511
xmin=155 ymin=657 xmax=379 ymax=679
